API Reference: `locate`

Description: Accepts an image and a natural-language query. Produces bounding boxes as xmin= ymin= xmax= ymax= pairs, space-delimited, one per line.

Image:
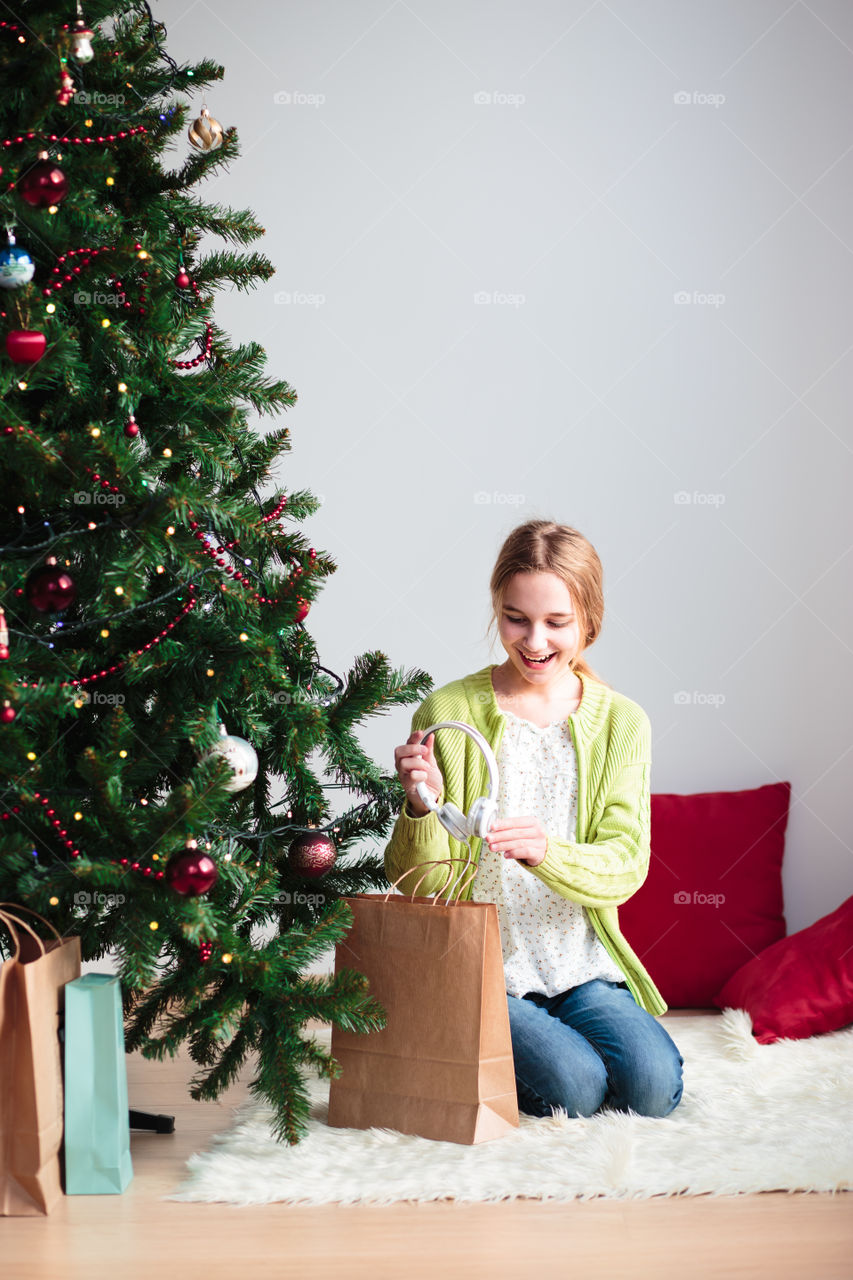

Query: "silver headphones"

xmin=414 ymin=719 xmax=499 ymax=841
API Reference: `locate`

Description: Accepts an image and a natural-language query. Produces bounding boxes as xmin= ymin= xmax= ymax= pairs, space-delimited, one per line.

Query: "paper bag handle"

xmin=0 ymin=902 xmax=65 ymax=954
xmin=384 ymin=858 xmax=478 ymax=905
xmin=0 ymin=911 xmax=51 ymax=957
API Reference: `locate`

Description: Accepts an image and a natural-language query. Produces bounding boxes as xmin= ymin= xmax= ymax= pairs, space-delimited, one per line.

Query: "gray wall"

xmin=148 ymin=0 xmax=852 ymax=940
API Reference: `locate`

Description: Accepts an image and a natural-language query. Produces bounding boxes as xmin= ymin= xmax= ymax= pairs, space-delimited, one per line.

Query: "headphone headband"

xmin=413 ymin=720 xmax=499 ymax=842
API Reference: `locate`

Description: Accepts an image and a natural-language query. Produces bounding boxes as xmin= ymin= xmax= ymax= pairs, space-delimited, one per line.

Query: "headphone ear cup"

xmin=470 ymin=797 xmax=498 ymax=839
xmin=436 ymin=801 xmax=470 ymax=843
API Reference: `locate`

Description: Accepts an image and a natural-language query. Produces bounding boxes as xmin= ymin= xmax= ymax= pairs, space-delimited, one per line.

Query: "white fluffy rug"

xmin=167 ymin=1011 xmax=853 ymax=1205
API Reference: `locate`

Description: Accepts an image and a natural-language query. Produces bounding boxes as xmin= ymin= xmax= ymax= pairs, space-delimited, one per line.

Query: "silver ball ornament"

xmin=202 ymin=723 xmax=259 ymax=792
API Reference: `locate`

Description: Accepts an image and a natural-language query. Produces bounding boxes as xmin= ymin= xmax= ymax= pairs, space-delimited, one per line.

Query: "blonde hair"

xmin=485 ymin=519 xmax=611 ymax=688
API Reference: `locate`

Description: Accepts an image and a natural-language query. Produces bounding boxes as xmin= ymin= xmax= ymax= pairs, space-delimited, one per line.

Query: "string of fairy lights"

xmin=1 ymin=1 xmax=189 ymax=131
xmin=3 ymin=413 xmax=306 ymax=587
xmin=0 ymin=3 xmax=406 ymax=958
xmin=1 ymin=433 xmax=382 ymax=892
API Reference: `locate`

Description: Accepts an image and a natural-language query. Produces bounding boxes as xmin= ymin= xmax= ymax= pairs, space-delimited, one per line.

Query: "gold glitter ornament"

xmin=187 ymin=105 xmax=223 ymax=152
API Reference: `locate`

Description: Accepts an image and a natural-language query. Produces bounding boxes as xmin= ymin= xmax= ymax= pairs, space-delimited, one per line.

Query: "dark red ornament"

xmin=19 ymin=158 xmax=69 ymax=208
xmin=166 ymin=842 xmax=219 ymax=896
xmin=0 ymin=702 xmax=16 ymax=724
xmin=175 ymin=269 xmax=191 ymax=289
xmin=124 ymin=415 xmax=139 ymax=438
xmin=294 ymin=597 xmax=309 ymax=622
xmin=25 ymin=557 xmax=77 ymax=613
xmin=56 ymin=69 xmax=75 ymax=106
xmin=6 ymin=329 xmax=46 ymax=364
xmin=287 ymin=831 xmax=337 ymax=879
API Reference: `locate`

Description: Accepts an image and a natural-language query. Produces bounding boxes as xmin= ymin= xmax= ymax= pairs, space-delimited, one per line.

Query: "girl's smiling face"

xmin=497 ymin=571 xmax=582 ymax=691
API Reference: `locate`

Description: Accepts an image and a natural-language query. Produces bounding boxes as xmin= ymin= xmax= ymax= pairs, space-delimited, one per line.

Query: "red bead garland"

xmin=108 ymin=269 xmax=145 ymax=315
xmin=2 ymin=421 xmax=61 ymax=458
xmin=2 ymin=794 xmax=82 ymax=858
xmin=172 ymin=321 xmax=212 ymax=369
xmin=6 ymin=453 xmax=310 ymax=691
xmin=41 ymin=246 xmax=214 ymax=366
xmin=58 ymin=584 xmax=197 ymax=688
xmin=42 ymin=246 xmax=148 ymax=319
xmin=43 ymin=245 xmax=114 ymax=297
xmin=83 ymin=464 xmax=122 ymax=498
xmin=13 ymin=584 xmax=198 ymax=692
xmin=2 ymin=127 xmax=148 ymax=147
xmin=3 ymin=427 xmax=112 ymax=534
xmin=184 ymin=503 xmax=316 ymax=606
xmin=114 ymin=857 xmax=166 ymax=882
xmin=171 ymin=272 xmax=212 ymax=367
xmin=5 ymin=425 xmax=307 ymax=613
xmin=259 ymin=496 xmax=288 ymax=524
xmin=1 ymin=796 xmax=189 ymax=882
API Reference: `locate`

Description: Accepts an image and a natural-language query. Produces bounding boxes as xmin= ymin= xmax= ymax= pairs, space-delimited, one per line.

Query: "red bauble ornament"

xmin=124 ymin=415 xmax=139 ymax=438
xmin=25 ymin=557 xmax=77 ymax=613
xmin=294 ymin=597 xmax=310 ymax=622
xmin=166 ymin=842 xmax=219 ymax=896
xmin=287 ymin=831 xmax=337 ymax=879
xmin=19 ymin=158 xmax=69 ymax=208
xmin=0 ymin=703 xmax=16 ymax=724
xmin=6 ymin=329 xmax=46 ymax=364
xmin=175 ymin=269 xmax=191 ymax=289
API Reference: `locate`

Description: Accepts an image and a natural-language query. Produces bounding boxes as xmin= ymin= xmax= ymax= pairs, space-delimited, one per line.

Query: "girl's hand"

xmin=484 ymin=816 xmax=547 ymax=867
xmin=394 ymin=731 xmax=443 ymax=816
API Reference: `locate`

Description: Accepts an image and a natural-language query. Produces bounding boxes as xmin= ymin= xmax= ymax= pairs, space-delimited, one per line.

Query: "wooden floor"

xmin=4 ymin=1016 xmax=851 ymax=1280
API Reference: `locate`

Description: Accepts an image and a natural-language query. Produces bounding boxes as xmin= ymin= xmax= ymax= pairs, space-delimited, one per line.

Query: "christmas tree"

xmin=0 ymin=0 xmax=431 ymax=1143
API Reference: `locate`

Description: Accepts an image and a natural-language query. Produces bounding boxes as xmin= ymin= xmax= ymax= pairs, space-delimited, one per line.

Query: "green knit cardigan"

xmin=384 ymin=663 xmax=667 ymax=1016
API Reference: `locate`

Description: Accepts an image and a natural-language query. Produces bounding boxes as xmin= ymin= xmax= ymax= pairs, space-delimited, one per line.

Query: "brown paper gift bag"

xmin=328 ymin=859 xmax=519 ymax=1145
xmin=0 ymin=904 xmax=81 ymax=1215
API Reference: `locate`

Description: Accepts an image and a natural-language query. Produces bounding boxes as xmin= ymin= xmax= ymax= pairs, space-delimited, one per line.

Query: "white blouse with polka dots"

xmin=471 ymin=706 xmax=626 ymax=999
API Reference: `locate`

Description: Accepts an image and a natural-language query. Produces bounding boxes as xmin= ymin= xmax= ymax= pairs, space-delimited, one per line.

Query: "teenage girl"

xmin=388 ymin=519 xmax=684 ymax=1120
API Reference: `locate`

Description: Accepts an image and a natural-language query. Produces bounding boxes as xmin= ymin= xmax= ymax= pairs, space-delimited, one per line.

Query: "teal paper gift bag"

xmin=63 ymin=974 xmax=133 ymax=1195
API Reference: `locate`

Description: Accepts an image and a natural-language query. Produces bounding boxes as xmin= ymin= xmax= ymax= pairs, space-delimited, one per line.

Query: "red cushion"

xmin=619 ymin=782 xmax=790 ymax=1008
xmin=712 ymin=895 xmax=853 ymax=1041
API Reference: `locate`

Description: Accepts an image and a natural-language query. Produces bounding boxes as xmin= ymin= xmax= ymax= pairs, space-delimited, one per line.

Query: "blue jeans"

xmin=508 ymin=979 xmax=684 ymax=1119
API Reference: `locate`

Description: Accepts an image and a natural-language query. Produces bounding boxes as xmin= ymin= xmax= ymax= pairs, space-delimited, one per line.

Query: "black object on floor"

xmin=129 ymin=1109 xmax=175 ymax=1133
